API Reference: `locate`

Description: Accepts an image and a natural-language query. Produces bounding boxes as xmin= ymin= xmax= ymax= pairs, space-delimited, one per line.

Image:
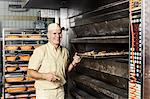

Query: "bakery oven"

xmin=68 ymin=5 xmax=129 ymax=99
xmin=68 ymin=0 xmax=129 ymax=98
xmin=67 ymin=0 xmax=149 ymax=98
xmin=69 ymin=20 xmax=129 ymax=98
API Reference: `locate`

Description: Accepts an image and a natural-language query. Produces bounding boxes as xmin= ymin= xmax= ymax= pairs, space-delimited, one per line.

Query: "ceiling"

xmin=23 ymin=0 xmax=98 ymax=10
xmin=0 ymin=0 xmax=23 ymax=2
xmin=24 ymin=0 xmax=68 ymax=9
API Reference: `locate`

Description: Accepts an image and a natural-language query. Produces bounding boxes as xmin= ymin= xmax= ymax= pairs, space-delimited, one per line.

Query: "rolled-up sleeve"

xmin=67 ymin=50 xmax=70 ymax=64
xmin=28 ymin=46 xmax=45 ymax=71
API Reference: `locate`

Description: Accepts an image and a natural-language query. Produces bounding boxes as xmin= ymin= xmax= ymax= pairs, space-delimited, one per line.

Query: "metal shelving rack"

xmin=2 ymin=28 xmax=48 ymax=99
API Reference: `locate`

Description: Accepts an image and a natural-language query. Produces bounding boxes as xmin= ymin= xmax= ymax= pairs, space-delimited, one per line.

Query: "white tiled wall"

xmin=0 ymin=1 xmax=40 ymax=29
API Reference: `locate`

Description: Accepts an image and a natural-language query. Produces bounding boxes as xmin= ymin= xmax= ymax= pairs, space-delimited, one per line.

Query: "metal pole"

xmin=143 ymin=0 xmax=150 ymax=98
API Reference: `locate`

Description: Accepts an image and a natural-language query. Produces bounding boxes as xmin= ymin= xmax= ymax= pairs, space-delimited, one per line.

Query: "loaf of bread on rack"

xmin=31 ymin=96 xmax=36 ymax=99
xmin=5 ymin=35 xmax=20 ymax=39
xmin=29 ymin=35 xmax=41 ymax=38
xmin=5 ymin=56 xmax=16 ymax=61
xmin=78 ymin=50 xmax=97 ymax=56
xmin=20 ymin=35 xmax=28 ymax=38
xmin=27 ymin=86 xmax=35 ymax=91
xmin=20 ymin=45 xmax=32 ymax=50
xmin=19 ymin=55 xmax=31 ymax=61
xmin=5 ymin=64 xmax=18 ymax=72
xmin=33 ymin=45 xmax=40 ymax=49
xmin=25 ymin=76 xmax=34 ymax=81
xmin=6 ymin=86 xmax=26 ymax=93
xmin=5 ymin=76 xmax=24 ymax=82
xmin=19 ymin=65 xmax=28 ymax=71
xmin=5 ymin=46 xmax=18 ymax=50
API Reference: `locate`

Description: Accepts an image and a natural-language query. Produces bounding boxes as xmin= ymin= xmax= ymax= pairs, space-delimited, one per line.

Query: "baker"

xmin=27 ymin=23 xmax=81 ymax=99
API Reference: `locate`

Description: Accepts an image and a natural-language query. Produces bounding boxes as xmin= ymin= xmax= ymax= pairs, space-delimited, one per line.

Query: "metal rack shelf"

xmin=5 ymin=50 xmax=34 ymax=52
xmin=5 ymin=61 xmax=29 ymax=64
xmin=6 ymin=80 xmax=35 ymax=85
xmin=2 ymin=28 xmax=47 ymax=98
xmin=79 ymin=55 xmax=128 ymax=59
xmin=5 ymin=93 xmax=35 ymax=99
xmin=6 ymin=90 xmax=35 ymax=95
xmin=5 ymin=38 xmax=48 ymax=41
xmin=5 ymin=51 xmax=33 ymax=55
xmin=5 ymin=70 xmax=27 ymax=74
xmin=77 ymin=51 xmax=129 ymax=59
xmin=70 ymin=36 xmax=129 ymax=43
xmin=5 ymin=44 xmax=43 ymax=46
xmin=5 ymin=34 xmax=47 ymax=36
xmin=114 ymin=58 xmax=129 ymax=63
xmin=5 ymin=53 xmax=30 ymax=56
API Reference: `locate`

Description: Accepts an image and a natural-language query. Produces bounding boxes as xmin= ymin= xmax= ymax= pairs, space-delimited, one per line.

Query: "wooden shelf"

xmin=70 ymin=36 xmax=129 ymax=43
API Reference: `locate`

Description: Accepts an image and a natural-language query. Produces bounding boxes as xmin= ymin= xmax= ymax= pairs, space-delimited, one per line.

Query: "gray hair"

xmin=47 ymin=23 xmax=61 ymax=39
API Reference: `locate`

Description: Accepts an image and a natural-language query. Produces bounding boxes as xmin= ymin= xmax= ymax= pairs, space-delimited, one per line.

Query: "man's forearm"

xmin=68 ymin=62 xmax=76 ymax=72
xmin=27 ymin=69 xmax=44 ymax=80
xmin=68 ymin=53 xmax=81 ymax=72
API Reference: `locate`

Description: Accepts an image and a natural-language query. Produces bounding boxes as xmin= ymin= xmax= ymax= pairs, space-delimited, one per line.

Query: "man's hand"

xmin=72 ymin=53 xmax=81 ymax=66
xmin=42 ymin=72 xmax=60 ymax=82
xmin=68 ymin=53 xmax=81 ymax=72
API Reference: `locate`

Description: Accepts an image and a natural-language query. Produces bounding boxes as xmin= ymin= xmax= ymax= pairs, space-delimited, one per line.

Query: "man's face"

xmin=48 ymin=28 xmax=62 ymax=45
